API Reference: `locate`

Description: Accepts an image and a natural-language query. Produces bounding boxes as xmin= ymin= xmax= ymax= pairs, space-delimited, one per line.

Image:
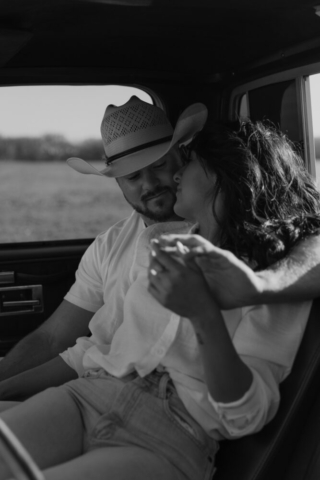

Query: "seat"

xmin=214 ymin=297 xmax=320 ymax=480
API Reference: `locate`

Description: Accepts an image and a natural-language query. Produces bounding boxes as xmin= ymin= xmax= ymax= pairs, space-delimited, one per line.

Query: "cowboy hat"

xmin=67 ymin=96 xmax=208 ymax=178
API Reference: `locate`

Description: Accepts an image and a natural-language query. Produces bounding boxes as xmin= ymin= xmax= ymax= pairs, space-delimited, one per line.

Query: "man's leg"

xmin=0 ymin=387 xmax=84 ymax=480
xmin=41 ymin=446 xmax=183 ymax=480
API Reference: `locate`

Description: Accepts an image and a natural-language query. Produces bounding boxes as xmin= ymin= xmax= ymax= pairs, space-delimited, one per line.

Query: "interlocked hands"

xmin=148 ymin=234 xmax=262 ymax=311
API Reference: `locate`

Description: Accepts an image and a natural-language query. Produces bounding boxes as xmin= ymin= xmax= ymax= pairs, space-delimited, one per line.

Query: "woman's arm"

xmin=148 ymin=242 xmax=253 ymax=403
xmin=188 ymin=295 xmax=253 ymax=403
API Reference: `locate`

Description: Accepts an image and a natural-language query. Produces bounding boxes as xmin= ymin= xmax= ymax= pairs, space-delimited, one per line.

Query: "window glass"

xmin=239 ymin=94 xmax=249 ymax=118
xmin=239 ymin=80 xmax=302 ymax=154
xmin=309 ymin=74 xmax=320 ymax=188
xmin=0 ymin=86 xmax=152 ymax=243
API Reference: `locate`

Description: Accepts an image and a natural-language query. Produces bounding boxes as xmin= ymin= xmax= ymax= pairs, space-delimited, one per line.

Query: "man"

xmin=0 ymin=96 xmax=319 ymax=401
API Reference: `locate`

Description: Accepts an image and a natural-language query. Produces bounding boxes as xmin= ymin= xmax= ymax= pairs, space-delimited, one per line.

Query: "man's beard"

xmin=124 ymin=186 xmax=177 ymax=222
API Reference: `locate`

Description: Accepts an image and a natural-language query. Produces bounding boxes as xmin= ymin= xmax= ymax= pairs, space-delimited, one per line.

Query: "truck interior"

xmin=1 ymin=1 xmax=320 ymax=479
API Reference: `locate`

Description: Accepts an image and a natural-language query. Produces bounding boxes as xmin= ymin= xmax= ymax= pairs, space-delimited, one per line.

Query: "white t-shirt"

xmin=64 ymin=209 xmax=144 ymax=312
xmin=62 ymin=217 xmax=191 ymax=373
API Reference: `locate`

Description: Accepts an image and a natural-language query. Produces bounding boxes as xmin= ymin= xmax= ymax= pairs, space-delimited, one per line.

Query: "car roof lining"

xmin=1 ymin=0 xmax=320 ymax=86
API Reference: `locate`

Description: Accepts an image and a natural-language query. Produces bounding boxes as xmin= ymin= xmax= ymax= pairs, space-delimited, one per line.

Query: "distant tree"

xmin=0 ymin=135 xmax=104 ymax=161
xmin=77 ymin=139 xmax=104 ymax=160
xmin=39 ymin=134 xmax=76 ymax=160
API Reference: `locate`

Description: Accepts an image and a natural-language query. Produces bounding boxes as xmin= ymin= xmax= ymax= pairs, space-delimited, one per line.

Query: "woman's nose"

xmin=173 ymin=165 xmax=184 ymax=183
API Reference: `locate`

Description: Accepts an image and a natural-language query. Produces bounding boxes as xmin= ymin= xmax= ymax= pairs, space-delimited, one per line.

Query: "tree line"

xmin=0 ymin=134 xmax=104 ymax=161
xmin=1 ymin=134 xmax=320 ymax=161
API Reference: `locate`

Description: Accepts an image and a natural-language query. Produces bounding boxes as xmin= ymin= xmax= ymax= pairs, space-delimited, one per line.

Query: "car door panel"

xmin=0 ymin=241 xmax=91 ymax=355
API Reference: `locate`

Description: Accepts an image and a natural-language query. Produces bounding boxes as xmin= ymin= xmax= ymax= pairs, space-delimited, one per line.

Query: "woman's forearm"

xmin=190 ymin=301 xmax=253 ymax=404
xmin=0 ymin=356 xmax=77 ymax=401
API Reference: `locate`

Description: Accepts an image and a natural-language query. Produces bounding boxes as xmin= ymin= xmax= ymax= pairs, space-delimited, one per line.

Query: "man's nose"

xmin=141 ymin=170 xmax=160 ymax=190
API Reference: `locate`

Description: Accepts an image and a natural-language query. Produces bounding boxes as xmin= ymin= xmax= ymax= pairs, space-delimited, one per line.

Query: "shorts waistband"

xmin=83 ymin=368 xmax=173 ymax=399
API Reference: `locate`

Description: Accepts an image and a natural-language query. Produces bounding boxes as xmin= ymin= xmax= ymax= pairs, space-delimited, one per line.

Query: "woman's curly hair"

xmin=187 ymin=120 xmax=320 ymax=269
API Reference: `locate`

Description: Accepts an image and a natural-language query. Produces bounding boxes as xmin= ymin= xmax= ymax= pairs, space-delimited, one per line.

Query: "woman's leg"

xmin=0 ymin=387 xmax=84 ymax=480
xmin=0 ymin=402 xmax=20 ymax=413
xmin=41 ymin=446 xmax=183 ymax=480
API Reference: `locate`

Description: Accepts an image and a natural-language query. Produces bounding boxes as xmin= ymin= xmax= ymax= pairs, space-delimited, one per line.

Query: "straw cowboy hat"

xmin=67 ymin=96 xmax=208 ymax=178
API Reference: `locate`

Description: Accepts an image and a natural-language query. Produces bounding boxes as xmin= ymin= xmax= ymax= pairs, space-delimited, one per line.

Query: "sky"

xmin=1 ymin=77 xmax=320 ymax=141
xmin=0 ymin=85 xmax=151 ymax=142
xmin=309 ymin=74 xmax=320 ymax=137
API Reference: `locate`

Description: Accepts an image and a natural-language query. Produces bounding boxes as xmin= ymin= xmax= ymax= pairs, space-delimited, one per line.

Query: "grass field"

xmin=2 ymin=160 xmax=320 ymax=244
xmin=0 ymin=160 xmax=132 ymax=243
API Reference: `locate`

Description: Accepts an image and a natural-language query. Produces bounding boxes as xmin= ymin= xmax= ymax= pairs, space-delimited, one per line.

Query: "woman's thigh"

xmin=42 ymin=446 xmax=183 ymax=480
xmin=0 ymin=401 xmax=20 ymax=413
xmin=0 ymin=387 xmax=84 ymax=474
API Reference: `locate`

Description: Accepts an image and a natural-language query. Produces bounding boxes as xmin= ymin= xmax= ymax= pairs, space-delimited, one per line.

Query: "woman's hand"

xmin=151 ymin=234 xmax=262 ymax=310
xmin=148 ymin=240 xmax=218 ymax=322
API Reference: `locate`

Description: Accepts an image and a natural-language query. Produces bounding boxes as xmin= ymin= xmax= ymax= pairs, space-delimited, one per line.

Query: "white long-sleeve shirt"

xmin=62 ymin=215 xmax=311 ymax=440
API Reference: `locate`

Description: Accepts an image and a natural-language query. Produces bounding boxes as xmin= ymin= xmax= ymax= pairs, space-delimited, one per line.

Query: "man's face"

xmin=117 ymin=146 xmax=183 ymax=225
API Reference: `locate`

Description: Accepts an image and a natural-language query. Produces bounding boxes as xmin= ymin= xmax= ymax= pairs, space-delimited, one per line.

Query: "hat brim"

xmin=67 ymin=102 xmax=208 ymax=178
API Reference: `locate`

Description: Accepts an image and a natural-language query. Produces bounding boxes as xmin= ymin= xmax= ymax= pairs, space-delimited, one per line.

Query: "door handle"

xmin=3 ymin=300 xmax=40 ymax=308
xmin=0 ymin=286 xmax=43 ymax=315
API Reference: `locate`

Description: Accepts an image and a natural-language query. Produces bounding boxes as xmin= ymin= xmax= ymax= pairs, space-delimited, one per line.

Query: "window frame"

xmin=228 ymin=63 xmax=320 ymax=178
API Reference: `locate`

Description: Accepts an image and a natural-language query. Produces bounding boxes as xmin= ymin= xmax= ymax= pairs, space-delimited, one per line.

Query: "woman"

xmin=145 ymin=120 xmax=320 ymax=450
xmin=0 ymin=120 xmax=319 ymax=480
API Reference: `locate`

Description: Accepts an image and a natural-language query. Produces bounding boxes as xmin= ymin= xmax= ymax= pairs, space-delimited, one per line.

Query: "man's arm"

xmin=195 ymin=234 xmax=320 ymax=309
xmin=0 ymin=300 xmax=94 ymax=382
xmin=0 ymin=356 xmax=77 ymax=401
xmin=255 ymin=234 xmax=320 ymax=304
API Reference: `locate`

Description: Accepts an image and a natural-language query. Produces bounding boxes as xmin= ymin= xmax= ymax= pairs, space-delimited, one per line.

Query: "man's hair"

xmin=187 ymin=119 xmax=320 ymax=269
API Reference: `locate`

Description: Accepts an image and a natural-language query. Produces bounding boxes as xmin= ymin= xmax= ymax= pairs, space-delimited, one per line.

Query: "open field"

xmin=0 ymin=160 xmax=132 ymax=243
xmin=1 ymin=160 xmax=320 ymax=245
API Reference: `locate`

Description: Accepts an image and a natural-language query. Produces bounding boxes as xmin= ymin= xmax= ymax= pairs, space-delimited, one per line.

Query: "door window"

xmin=239 ymin=80 xmax=301 ymax=152
xmin=0 ymin=86 xmax=151 ymax=243
xmin=309 ymin=74 xmax=320 ymax=188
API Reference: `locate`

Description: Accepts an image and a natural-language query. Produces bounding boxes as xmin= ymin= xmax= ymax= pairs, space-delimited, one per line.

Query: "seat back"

xmin=214 ymin=297 xmax=320 ymax=480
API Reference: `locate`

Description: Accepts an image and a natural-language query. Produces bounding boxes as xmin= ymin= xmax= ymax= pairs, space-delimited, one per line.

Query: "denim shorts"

xmin=61 ymin=369 xmax=219 ymax=480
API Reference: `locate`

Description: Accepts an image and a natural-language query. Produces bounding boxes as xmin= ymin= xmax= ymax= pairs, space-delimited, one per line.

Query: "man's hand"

xmin=192 ymin=244 xmax=263 ymax=309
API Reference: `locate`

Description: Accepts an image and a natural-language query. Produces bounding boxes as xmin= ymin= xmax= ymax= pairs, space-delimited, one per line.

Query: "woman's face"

xmin=173 ymin=150 xmax=223 ymax=229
